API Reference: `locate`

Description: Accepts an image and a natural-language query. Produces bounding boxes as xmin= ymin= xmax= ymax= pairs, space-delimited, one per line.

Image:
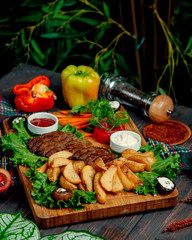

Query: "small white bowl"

xmin=110 ymin=130 xmax=141 ymax=153
xmin=27 ymin=112 xmax=58 ymax=135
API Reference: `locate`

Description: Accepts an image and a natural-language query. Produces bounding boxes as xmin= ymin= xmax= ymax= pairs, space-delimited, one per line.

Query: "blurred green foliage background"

xmin=0 ymin=0 xmax=192 ymax=107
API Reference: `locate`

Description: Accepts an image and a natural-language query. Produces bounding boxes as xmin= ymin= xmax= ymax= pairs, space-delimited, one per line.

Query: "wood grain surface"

xmin=3 ymin=111 xmax=178 ymax=228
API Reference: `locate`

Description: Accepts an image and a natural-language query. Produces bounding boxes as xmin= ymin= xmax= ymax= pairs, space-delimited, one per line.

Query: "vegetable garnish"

xmin=61 ymin=65 xmax=100 ymax=108
xmin=13 ymin=75 xmax=56 ymax=113
xmin=0 ymin=211 xmax=106 ymax=239
xmin=0 ymin=168 xmax=12 ymax=194
xmin=93 ymin=121 xmax=125 ymax=144
xmin=69 ymin=98 xmax=130 ymax=131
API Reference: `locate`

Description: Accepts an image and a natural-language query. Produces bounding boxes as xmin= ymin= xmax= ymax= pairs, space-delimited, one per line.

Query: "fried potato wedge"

xmin=145 ymin=156 xmax=156 ymax=167
xmin=122 ymin=149 xmax=155 ymax=171
xmin=122 ymin=149 xmax=154 ymax=157
xmin=59 ymin=175 xmax=77 ymax=190
xmin=90 ymin=157 xmax=107 ymax=172
xmin=63 ymin=162 xmax=81 ymax=184
xmin=122 ymin=149 xmax=138 ymax=156
xmin=100 ymin=165 xmax=117 ymax=192
xmin=94 ymin=172 xmax=107 ymax=204
xmin=126 ymin=168 xmax=143 ymax=186
xmin=73 ymin=161 xmax=85 ymax=175
xmin=117 ymin=166 xmax=135 ymax=191
xmin=78 ymin=182 xmax=86 ymax=191
xmin=36 ymin=162 xmax=48 ymax=173
xmin=125 ymin=155 xmax=151 ymax=171
xmin=81 ymin=165 xmax=96 ymax=192
xmin=106 ymin=157 xmax=127 ymax=167
xmin=46 ymin=167 xmax=60 ymax=182
xmin=48 ymin=150 xmax=72 ymax=166
xmin=111 ymin=172 xmax=124 ymax=193
xmin=49 ymin=157 xmax=71 ymax=168
xmin=124 ymin=160 xmax=145 ymax=172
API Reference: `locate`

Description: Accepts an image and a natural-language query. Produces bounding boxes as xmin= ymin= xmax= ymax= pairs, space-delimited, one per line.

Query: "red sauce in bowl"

xmin=30 ymin=118 xmax=56 ymax=127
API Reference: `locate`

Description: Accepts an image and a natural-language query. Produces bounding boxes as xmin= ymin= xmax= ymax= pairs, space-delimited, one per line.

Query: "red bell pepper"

xmin=13 ymin=75 xmax=56 ymax=113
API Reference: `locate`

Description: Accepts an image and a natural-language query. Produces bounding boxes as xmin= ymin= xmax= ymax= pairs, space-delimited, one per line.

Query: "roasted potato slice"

xmin=111 ymin=172 xmax=124 ymax=193
xmin=122 ymin=149 xmax=154 ymax=157
xmin=117 ymin=166 xmax=135 ymax=191
xmin=59 ymin=175 xmax=77 ymax=190
xmin=122 ymin=149 xmax=138 ymax=157
xmin=63 ymin=162 xmax=81 ymax=184
xmin=78 ymin=182 xmax=86 ymax=191
xmin=125 ymin=155 xmax=151 ymax=171
xmin=81 ymin=165 xmax=96 ymax=192
xmin=46 ymin=167 xmax=60 ymax=182
xmin=36 ymin=162 xmax=48 ymax=173
xmin=122 ymin=149 xmax=156 ymax=171
xmin=126 ymin=168 xmax=143 ymax=186
xmin=106 ymin=157 xmax=127 ymax=167
xmin=124 ymin=160 xmax=145 ymax=172
xmin=73 ymin=161 xmax=85 ymax=175
xmin=94 ymin=172 xmax=107 ymax=204
xmin=90 ymin=157 xmax=107 ymax=172
xmin=145 ymin=156 xmax=156 ymax=167
xmin=100 ymin=165 xmax=117 ymax=192
xmin=48 ymin=150 xmax=72 ymax=166
xmin=49 ymin=157 xmax=71 ymax=168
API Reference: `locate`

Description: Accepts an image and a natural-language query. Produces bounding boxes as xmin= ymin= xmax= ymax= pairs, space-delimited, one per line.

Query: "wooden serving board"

xmin=3 ymin=109 xmax=179 ymax=228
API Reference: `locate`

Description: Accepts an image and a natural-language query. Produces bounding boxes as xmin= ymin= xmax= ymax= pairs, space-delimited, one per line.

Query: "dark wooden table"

xmin=0 ymin=63 xmax=192 ymax=240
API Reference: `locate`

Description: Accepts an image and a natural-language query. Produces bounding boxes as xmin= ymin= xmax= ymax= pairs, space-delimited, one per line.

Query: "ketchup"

xmin=30 ymin=118 xmax=55 ymax=127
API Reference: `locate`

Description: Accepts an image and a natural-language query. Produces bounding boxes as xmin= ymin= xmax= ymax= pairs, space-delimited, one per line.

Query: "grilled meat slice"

xmin=27 ymin=131 xmax=116 ymax=163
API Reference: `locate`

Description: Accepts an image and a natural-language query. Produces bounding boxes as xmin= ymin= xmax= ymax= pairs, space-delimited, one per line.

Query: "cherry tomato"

xmin=93 ymin=122 xmax=125 ymax=144
xmin=0 ymin=168 xmax=12 ymax=194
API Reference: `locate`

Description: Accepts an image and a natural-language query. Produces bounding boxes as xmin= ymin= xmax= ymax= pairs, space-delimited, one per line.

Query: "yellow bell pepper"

xmin=61 ymin=65 xmax=100 ymax=108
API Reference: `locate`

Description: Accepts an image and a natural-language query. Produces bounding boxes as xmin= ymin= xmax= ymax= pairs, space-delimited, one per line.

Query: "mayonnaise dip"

xmin=114 ymin=132 xmax=138 ymax=146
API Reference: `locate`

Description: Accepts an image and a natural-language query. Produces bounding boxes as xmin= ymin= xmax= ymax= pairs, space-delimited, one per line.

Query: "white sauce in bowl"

xmin=114 ymin=132 xmax=138 ymax=146
xmin=157 ymin=177 xmax=174 ymax=190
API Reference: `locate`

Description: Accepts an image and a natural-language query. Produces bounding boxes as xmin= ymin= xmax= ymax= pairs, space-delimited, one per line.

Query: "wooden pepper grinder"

xmin=99 ymin=73 xmax=174 ymax=123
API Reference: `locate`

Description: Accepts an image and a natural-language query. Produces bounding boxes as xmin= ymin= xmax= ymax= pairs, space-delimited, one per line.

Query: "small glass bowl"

xmin=27 ymin=112 xmax=58 ymax=135
xmin=110 ymin=130 xmax=141 ymax=153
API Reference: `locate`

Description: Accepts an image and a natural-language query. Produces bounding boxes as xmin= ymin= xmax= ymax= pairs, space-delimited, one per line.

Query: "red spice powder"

xmin=163 ymin=218 xmax=192 ymax=232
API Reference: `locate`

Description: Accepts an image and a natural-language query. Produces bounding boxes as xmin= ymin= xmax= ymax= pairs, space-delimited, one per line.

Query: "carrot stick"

xmin=55 ymin=115 xmax=92 ymax=119
xmin=58 ymin=110 xmax=92 ymax=118
xmin=58 ymin=110 xmax=71 ymax=115
xmin=76 ymin=124 xmax=90 ymax=130
xmin=70 ymin=120 xmax=90 ymax=127
xmin=58 ymin=118 xmax=90 ymax=124
xmin=83 ymin=132 xmax=93 ymax=137
xmin=59 ymin=119 xmax=90 ymax=127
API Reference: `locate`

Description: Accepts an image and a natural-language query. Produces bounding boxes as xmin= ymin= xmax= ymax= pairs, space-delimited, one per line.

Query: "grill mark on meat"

xmin=82 ymin=147 xmax=116 ymax=164
xmin=40 ymin=145 xmax=56 ymax=157
xmin=30 ymin=141 xmax=45 ymax=154
xmin=71 ymin=148 xmax=87 ymax=159
xmin=36 ymin=143 xmax=55 ymax=156
xmin=27 ymin=131 xmax=61 ymax=150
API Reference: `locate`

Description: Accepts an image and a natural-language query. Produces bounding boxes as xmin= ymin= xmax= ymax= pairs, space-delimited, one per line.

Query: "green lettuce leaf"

xmin=12 ymin=118 xmax=32 ymax=142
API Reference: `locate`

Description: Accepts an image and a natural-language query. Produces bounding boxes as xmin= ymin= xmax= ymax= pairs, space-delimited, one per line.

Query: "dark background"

xmin=0 ymin=0 xmax=192 ymax=107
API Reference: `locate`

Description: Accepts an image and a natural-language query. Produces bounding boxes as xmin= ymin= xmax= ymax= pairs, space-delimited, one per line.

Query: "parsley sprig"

xmin=70 ymin=98 xmax=130 ymax=130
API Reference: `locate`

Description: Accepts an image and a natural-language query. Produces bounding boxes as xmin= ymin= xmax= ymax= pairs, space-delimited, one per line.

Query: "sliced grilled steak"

xmin=27 ymin=131 xmax=116 ymax=163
